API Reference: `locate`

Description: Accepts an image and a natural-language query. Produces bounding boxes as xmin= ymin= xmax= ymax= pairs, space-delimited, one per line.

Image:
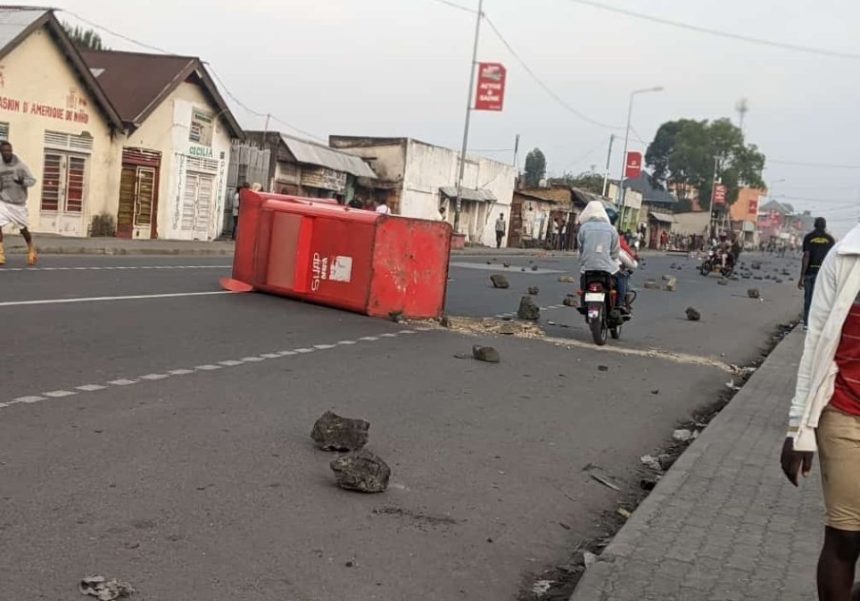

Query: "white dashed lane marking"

xmin=1 ymin=328 xmax=432 ymax=412
xmin=0 ymin=265 xmax=231 ymax=273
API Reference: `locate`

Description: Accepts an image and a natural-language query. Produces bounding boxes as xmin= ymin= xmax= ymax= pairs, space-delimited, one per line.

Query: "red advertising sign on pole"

xmin=747 ymin=198 xmax=759 ymax=216
xmin=625 ymin=151 xmax=642 ymax=179
xmin=475 ymin=63 xmax=506 ymax=111
xmin=713 ymin=184 xmax=727 ymax=206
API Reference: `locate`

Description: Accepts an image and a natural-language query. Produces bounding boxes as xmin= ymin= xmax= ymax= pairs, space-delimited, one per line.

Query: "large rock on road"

xmin=311 ymin=411 xmax=370 ymax=452
xmin=330 ymin=449 xmax=391 ymax=493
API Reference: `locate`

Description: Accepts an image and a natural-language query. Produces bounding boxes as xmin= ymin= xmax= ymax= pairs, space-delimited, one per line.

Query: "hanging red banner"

xmin=713 ymin=184 xmax=728 ymax=206
xmin=475 ymin=63 xmax=506 ymax=111
xmin=625 ymin=151 xmax=642 ymax=179
xmin=748 ymin=198 xmax=759 ymax=216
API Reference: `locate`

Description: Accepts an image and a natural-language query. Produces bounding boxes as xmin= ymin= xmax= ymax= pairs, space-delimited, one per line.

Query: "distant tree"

xmin=62 ymin=23 xmax=107 ymax=51
xmin=645 ymin=118 xmax=765 ymax=208
xmin=550 ymin=171 xmax=604 ymax=195
xmin=523 ymin=148 xmax=547 ymax=188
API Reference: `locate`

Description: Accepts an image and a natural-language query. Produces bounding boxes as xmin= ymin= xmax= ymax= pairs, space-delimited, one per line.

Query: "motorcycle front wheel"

xmin=699 ymin=263 xmax=711 ymax=276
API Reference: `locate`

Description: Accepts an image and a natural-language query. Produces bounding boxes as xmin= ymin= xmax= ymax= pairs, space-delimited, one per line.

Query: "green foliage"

xmin=523 ymin=148 xmax=547 ymax=188
xmin=549 ymin=171 xmax=604 ymax=195
xmin=645 ymin=118 xmax=766 ymax=207
xmin=62 ymin=22 xmax=107 ymax=51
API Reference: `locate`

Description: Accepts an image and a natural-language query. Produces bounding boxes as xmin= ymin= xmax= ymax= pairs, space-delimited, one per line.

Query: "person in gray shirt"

xmin=0 ymin=141 xmax=37 ymax=266
xmin=577 ymin=200 xmax=620 ymax=275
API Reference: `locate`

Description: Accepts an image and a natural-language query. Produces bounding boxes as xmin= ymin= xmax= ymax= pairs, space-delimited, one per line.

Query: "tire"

xmin=699 ymin=262 xmax=711 ymax=276
xmin=589 ymin=308 xmax=608 ymax=346
xmin=610 ymin=325 xmax=621 ymax=339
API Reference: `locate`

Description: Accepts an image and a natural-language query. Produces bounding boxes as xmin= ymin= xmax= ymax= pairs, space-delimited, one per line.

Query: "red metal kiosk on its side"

xmin=222 ymin=191 xmax=452 ymax=319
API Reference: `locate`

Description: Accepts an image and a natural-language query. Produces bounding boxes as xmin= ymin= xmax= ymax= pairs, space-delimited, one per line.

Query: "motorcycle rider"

xmin=608 ymin=210 xmax=639 ymax=312
xmin=577 ymin=201 xmax=621 ymax=306
xmin=717 ymin=233 xmax=733 ymax=269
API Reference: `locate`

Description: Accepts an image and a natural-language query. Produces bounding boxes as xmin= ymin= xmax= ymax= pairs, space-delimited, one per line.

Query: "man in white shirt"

xmin=375 ymin=199 xmax=391 ymax=215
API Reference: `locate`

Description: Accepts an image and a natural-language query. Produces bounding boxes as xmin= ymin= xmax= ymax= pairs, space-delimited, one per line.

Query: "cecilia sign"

xmin=475 ymin=63 xmax=506 ymax=111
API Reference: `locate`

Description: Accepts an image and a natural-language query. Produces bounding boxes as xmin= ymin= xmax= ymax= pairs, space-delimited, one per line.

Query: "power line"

xmin=775 ymin=195 xmax=859 ymax=206
xmin=482 ymin=14 xmax=624 ymax=131
xmin=565 ymin=0 xmax=860 ymax=60
xmin=427 ymin=0 xmax=476 ymax=14
xmin=769 ymin=159 xmax=860 ymax=170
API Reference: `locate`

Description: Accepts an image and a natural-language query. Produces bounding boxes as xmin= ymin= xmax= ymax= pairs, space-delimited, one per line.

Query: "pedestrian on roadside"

xmin=0 ymin=141 xmax=37 ymax=266
xmin=799 ymin=218 xmax=836 ymax=328
xmin=374 ymin=198 xmax=391 ymax=215
xmin=781 ymin=222 xmax=860 ymax=601
xmin=495 ymin=213 xmax=506 ymax=249
xmin=231 ymin=182 xmax=249 ymax=240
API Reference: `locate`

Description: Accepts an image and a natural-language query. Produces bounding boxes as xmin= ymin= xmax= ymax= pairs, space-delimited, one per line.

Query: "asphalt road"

xmin=0 ymin=250 xmax=803 ymax=601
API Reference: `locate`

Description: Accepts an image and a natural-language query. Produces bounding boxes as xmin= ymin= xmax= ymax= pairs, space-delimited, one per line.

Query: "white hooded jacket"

xmin=789 ymin=223 xmax=860 ymax=451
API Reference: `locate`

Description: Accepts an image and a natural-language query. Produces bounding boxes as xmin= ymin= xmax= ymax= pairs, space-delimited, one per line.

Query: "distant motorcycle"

xmin=699 ymin=250 xmax=734 ymax=278
xmin=577 ymin=271 xmax=636 ymax=346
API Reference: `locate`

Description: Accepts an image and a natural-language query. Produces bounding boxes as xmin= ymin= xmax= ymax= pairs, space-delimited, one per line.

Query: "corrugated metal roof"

xmin=0 ymin=8 xmax=46 ymax=51
xmin=439 ymin=186 xmax=497 ymax=203
xmin=649 ymin=210 xmax=677 ymax=224
xmin=282 ymin=134 xmax=377 ymax=179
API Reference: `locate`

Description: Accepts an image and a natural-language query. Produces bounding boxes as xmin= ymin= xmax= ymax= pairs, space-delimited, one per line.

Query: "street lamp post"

xmin=616 ymin=86 xmax=663 ymax=228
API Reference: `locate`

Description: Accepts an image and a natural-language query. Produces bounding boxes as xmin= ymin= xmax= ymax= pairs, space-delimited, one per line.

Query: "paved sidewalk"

xmin=570 ymin=329 xmax=825 ymax=601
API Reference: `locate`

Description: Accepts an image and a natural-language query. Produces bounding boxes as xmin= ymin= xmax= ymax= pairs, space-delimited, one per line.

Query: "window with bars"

xmin=0 ymin=122 xmax=9 ymax=141
xmin=189 ymin=109 xmax=213 ymax=146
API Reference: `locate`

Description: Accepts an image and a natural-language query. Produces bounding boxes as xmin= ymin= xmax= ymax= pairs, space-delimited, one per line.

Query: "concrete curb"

xmin=568 ymin=327 xmax=803 ymax=600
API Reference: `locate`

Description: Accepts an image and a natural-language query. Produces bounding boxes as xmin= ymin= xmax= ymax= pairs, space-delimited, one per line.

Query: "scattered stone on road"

xmin=672 ymin=428 xmax=694 ymax=442
xmin=472 ymin=345 xmax=501 ymax=363
xmin=558 ymin=275 xmax=577 ymax=284
xmin=717 ymin=278 xmax=728 ymax=286
xmin=685 ymin=307 xmax=701 ymax=321
xmin=527 ymin=286 xmax=539 ymax=295
xmin=503 ymin=262 xmax=511 ymax=268
xmin=661 ymin=274 xmax=675 ymax=282
xmin=330 ymin=449 xmax=391 ymax=493
xmin=311 ymin=411 xmax=370 ymax=452
xmin=663 ymin=276 xmax=678 ymax=292
xmin=517 ymin=296 xmax=540 ymax=321
xmin=748 ymin=288 xmax=761 ymax=299
xmin=531 ymin=265 xmax=539 ymax=271
xmin=640 ymin=455 xmax=662 ymax=471
xmin=563 ymin=294 xmax=578 ymax=307
xmin=597 ymin=365 xmax=609 ymax=372
xmin=490 ymin=274 xmax=510 ymax=289
xmin=751 ymin=262 xmax=762 ymax=270
xmin=79 ymin=576 xmax=134 ymax=600
xmin=643 ymin=280 xmax=660 ymax=290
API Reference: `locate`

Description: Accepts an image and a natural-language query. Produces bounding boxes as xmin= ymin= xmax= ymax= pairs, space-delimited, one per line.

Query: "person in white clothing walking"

xmin=781 ymin=222 xmax=860 ymax=601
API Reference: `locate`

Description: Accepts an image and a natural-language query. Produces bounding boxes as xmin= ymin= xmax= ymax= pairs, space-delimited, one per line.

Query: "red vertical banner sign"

xmin=475 ymin=63 xmax=506 ymax=111
xmin=748 ymin=198 xmax=759 ymax=216
xmin=625 ymin=152 xmax=642 ymax=179
xmin=713 ymin=184 xmax=727 ymax=206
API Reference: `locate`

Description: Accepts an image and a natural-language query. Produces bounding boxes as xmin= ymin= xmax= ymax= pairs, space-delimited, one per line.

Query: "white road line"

xmin=0 ymin=291 xmax=234 ymax=308
xmin=0 ymin=264 xmax=230 ymax=273
xmin=2 ymin=328 xmax=420 ymax=412
xmin=14 ymin=395 xmax=46 ymax=404
xmin=219 ymin=360 xmax=244 ymax=367
xmin=43 ymin=390 xmax=76 ymax=398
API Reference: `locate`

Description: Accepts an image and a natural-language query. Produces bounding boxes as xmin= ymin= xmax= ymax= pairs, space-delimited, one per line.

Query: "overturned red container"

xmin=224 ymin=190 xmax=452 ymax=319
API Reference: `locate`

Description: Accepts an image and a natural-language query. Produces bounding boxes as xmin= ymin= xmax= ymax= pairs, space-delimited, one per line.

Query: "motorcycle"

xmin=577 ymin=271 xmax=636 ymax=346
xmin=699 ymin=249 xmax=734 ymax=277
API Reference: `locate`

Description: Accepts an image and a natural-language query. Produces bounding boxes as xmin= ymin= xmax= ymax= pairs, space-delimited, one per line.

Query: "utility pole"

xmin=709 ymin=156 xmax=721 ymax=240
xmin=453 ymin=0 xmax=484 ymax=235
xmin=512 ymin=133 xmax=520 ymax=169
xmin=601 ymin=134 xmax=615 ymax=197
xmin=735 ymin=98 xmax=749 ymax=133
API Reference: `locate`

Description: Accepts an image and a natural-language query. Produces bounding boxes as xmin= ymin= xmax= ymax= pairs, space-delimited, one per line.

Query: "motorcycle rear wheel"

xmin=589 ymin=313 xmax=608 ymax=346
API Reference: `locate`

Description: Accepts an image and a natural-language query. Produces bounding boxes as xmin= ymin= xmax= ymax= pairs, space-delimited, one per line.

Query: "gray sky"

xmin=39 ymin=0 xmax=860 ymax=235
